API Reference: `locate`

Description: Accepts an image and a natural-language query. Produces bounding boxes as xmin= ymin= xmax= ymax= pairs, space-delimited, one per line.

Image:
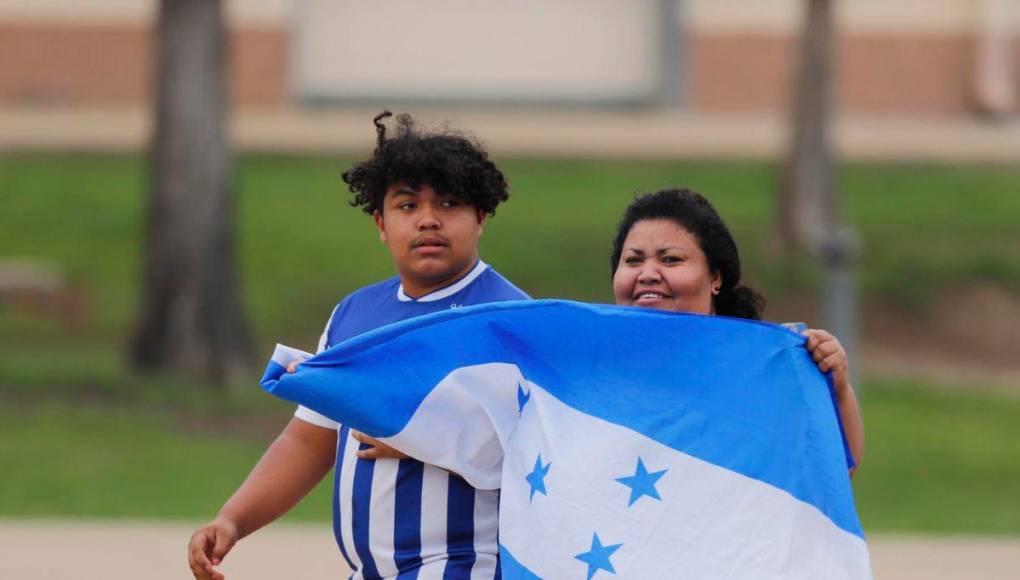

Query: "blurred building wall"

xmin=688 ymin=0 xmax=995 ymax=116
xmin=0 ymin=0 xmax=288 ymax=108
xmin=0 ymin=0 xmax=1015 ymax=117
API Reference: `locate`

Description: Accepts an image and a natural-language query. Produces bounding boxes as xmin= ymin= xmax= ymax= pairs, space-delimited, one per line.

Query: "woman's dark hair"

xmin=342 ymin=111 xmax=509 ymax=215
xmin=610 ymin=188 xmax=765 ymax=320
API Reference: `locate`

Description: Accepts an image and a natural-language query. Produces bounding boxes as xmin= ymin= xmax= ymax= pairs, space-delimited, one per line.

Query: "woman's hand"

xmin=352 ymin=430 xmax=410 ymax=460
xmin=802 ymin=328 xmax=864 ymax=474
xmin=803 ymin=329 xmax=850 ymax=395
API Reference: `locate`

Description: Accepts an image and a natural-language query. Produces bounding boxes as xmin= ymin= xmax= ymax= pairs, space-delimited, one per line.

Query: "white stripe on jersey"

xmin=316 ymin=305 xmax=338 ymax=353
xmin=337 ymin=433 xmax=363 ymax=575
xmin=415 ymin=466 xmax=451 ymax=579
xmin=295 ymin=303 xmax=341 ymax=429
xmin=397 ymin=260 xmax=488 ymax=303
xmin=294 ymin=405 xmax=337 ymax=429
xmin=368 ymin=459 xmax=399 ymax=578
xmin=471 ymin=489 xmax=500 ymax=579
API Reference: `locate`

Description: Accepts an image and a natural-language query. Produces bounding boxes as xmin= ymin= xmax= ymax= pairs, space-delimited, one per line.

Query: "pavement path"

xmin=3 ymin=106 xmax=1020 ymax=162
xmin=1 ymin=520 xmax=1018 ymax=579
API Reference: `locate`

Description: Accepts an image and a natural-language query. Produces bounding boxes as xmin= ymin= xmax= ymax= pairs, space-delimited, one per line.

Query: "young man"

xmin=188 ymin=112 xmax=528 ymax=580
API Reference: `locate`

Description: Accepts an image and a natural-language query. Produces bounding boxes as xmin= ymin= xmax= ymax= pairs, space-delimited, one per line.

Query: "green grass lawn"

xmin=2 ymin=379 xmax=1018 ymax=534
xmin=0 ymin=398 xmax=331 ymax=521
xmin=852 ymin=380 xmax=1020 ymax=534
xmin=2 ymin=154 xmax=1018 ymax=344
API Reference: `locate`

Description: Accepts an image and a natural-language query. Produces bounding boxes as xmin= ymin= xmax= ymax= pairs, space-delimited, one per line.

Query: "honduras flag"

xmin=262 ymin=300 xmax=871 ymax=579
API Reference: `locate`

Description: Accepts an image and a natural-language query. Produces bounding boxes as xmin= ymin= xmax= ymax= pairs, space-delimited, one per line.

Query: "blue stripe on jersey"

xmin=352 ymin=447 xmax=381 ymax=579
xmin=442 ymin=476 xmax=476 ymax=578
xmin=332 ymin=426 xmax=356 ymax=569
xmin=395 ymin=567 xmax=421 ymax=580
xmin=393 ymin=459 xmax=425 ymax=575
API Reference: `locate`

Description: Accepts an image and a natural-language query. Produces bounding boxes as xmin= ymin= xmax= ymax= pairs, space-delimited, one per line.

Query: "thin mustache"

xmin=412 ymin=235 xmax=450 ymax=248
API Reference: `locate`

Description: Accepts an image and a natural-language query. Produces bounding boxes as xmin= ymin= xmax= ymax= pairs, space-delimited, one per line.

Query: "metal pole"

xmin=819 ymin=227 xmax=862 ymax=387
xmin=659 ymin=0 xmax=684 ymax=107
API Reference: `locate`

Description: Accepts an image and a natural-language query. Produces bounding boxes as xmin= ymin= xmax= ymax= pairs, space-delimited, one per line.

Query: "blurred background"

xmin=1 ymin=1 xmax=1018 ymax=578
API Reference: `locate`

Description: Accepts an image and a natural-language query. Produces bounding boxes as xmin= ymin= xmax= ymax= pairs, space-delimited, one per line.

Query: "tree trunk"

xmin=131 ymin=0 xmax=252 ymax=382
xmin=776 ymin=0 xmax=837 ymax=254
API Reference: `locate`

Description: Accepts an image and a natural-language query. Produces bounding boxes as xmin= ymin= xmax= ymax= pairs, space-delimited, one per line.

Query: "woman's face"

xmin=612 ymin=219 xmax=721 ymax=315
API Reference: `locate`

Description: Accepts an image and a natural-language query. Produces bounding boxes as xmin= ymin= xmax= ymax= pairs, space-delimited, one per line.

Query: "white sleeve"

xmin=294 ymin=304 xmax=341 ymax=430
xmin=295 ymin=405 xmax=339 ymax=429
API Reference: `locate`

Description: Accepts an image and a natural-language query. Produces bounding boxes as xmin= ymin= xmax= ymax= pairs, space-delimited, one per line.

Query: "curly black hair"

xmin=342 ymin=111 xmax=509 ymax=216
xmin=610 ymin=188 xmax=765 ymax=320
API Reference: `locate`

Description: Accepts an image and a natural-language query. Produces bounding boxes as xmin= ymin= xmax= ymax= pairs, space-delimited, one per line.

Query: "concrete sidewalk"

xmin=2 ymin=106 xmax=1020 ymax=162
xmin=2 ymin=520 xmax=1019 ymax=579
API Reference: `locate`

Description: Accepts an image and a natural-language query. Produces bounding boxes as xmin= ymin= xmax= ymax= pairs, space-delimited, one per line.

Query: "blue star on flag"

xmin=517 ymin=383 xmax=531 ymax=415
xmin=615 ymin=457 xmax=668 ymax=506
xmin=525 ymin=453 xmax=551 ymax=502
xmin=575 ymin=532 xmax=623 ymax=579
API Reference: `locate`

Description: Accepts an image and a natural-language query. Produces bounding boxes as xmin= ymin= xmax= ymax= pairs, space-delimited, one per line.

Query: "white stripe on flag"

xmin=270 ymin=344 xmax=312 ymax=367
xmin=384 ymin=363 xmax=525 ymax=490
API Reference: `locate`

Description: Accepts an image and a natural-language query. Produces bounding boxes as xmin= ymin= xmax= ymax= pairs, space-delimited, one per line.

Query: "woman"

xmin=610 ymin=188 xmax=864 ymax=472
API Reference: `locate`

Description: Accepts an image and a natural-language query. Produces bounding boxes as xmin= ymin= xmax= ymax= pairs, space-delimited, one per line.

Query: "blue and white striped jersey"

xmin=295 ymin=260 xmax=529 ymax=579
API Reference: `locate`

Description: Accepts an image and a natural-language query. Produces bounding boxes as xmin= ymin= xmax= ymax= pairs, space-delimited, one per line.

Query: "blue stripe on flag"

xmin=498 ymin=544 xmax=541 ymax=579
xmin=263 ymin=300 xmax=862 ymax=539
xmin=393 ymin=459 xmax=425 ymax=575
xmin=351 ymin=450 xmax=380 ymax=580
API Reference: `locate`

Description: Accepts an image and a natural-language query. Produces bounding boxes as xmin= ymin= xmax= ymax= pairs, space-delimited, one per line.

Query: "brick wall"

xmin=0 ymin=23 xmax=285 ymax=108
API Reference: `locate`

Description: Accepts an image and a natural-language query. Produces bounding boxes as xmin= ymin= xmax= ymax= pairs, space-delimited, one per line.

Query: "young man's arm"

xmin=187 ymin=418 xmax=336 ymax=580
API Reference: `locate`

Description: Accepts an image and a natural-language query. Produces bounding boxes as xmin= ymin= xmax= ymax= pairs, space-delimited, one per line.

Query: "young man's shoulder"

xmin=323 ymin=276 xmax=400 ymax=325
xmin=347 ymin=275 xmax=402 ymax=302
xmin=477 ymin=265 xmax=531 ymax=301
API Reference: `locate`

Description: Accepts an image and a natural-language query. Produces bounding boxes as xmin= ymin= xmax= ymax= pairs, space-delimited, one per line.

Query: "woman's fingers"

xmin=802 ymin=329 xmax=848 ymax=375
xmin=803 ymin=328 xmax=835 ymax=350
xmin=820 ymin=353 xmax=847 ymax=374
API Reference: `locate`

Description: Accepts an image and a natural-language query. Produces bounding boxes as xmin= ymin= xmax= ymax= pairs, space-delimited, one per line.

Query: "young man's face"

xmin=375 ymin=183 xmax=486 ymax=297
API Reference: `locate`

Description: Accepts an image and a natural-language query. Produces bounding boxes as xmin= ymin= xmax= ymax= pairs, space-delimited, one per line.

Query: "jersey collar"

xmin=397 ymin=260 xmax=488 ymax=303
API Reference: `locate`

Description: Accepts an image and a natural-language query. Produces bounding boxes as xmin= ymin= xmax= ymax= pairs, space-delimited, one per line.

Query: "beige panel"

xmin=0 ymin=0 xmax=290 ymax=26
xmin=293 ymin=0 xmax=660 ymax=101
xmin=687 ymin=0 xmax=981 ymax=35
